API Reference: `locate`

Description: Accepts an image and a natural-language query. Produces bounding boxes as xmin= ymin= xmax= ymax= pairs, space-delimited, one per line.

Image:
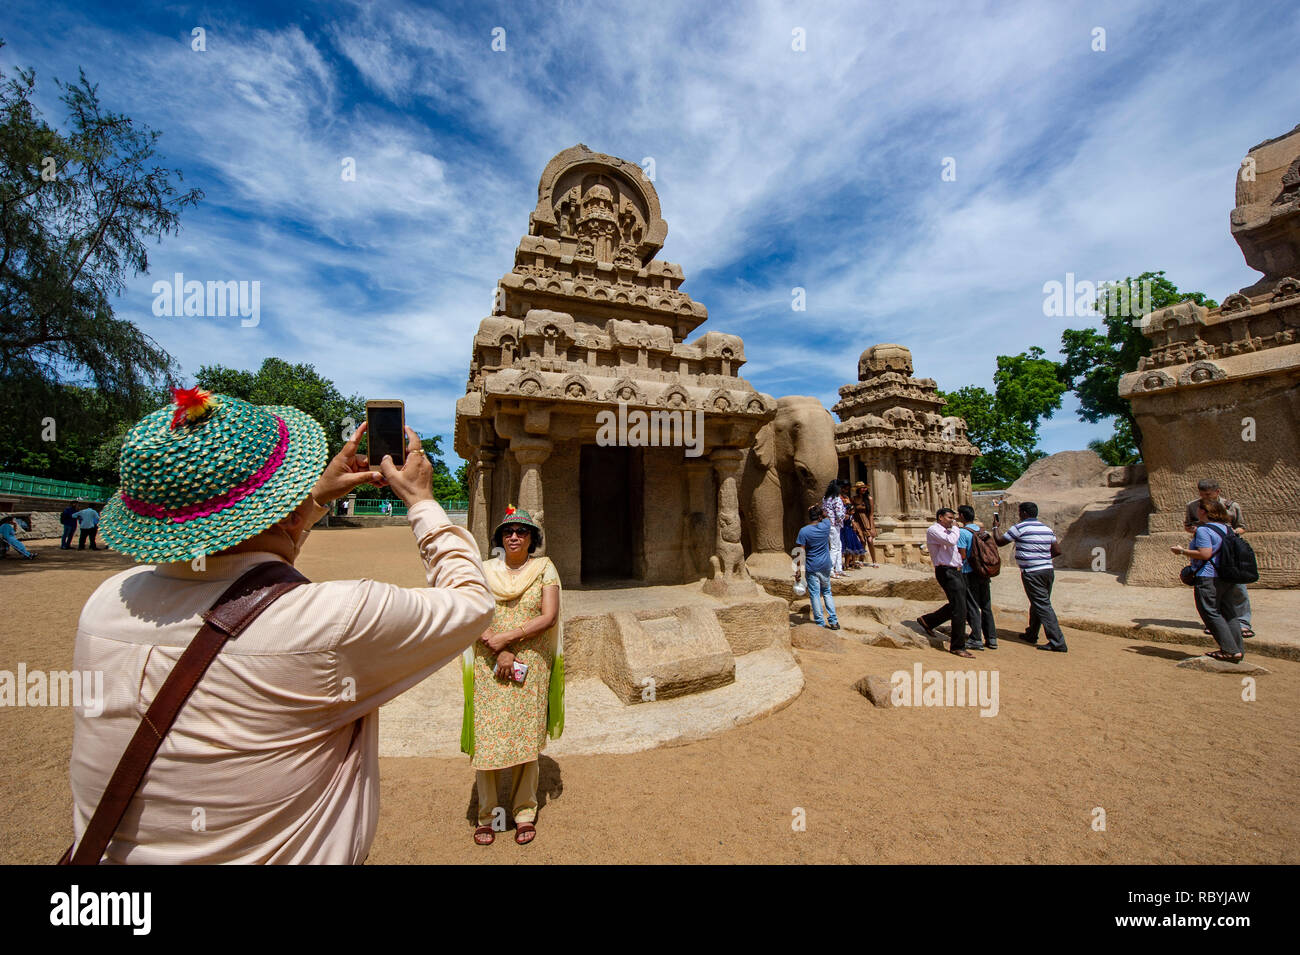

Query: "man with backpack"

xmin=957 ymin=505 xmax=998 ymax=649
xmin=1174 ymin=498 xmax=1248 ymax=662
xmin=1183 ymin=479 xmax=1254 ymax=639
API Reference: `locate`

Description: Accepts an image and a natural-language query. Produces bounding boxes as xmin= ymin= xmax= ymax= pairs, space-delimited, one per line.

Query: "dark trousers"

xmin=964 ymin=571 xmax=996 ymax=645
xmin=920 ymin=565 xmax=968 ymax=651
xmin=1194 ymin=576 xmax=1243 ymax=656
xmin=1021 ymin=569 xmax=1065 ymax=649
xmin=78 ymin=527 xmax=98 ymax=549
xmin=61 ymin=522 xmax=76 ymax=548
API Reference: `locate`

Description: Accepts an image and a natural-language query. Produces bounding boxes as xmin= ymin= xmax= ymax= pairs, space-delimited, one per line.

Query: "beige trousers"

xmin=475 ymin=760 xmax=539 ymax=827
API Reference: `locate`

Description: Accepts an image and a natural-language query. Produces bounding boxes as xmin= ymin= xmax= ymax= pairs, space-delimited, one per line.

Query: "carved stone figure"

xmin=739 ymin=396 xmax=840 ymax=555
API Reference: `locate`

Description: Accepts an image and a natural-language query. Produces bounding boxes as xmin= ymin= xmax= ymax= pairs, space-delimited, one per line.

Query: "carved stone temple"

xmin=1120 ymin=123 xmax=1300 ymax=587
xmin=832 ymin=344 xmax=979 ymax=564
xmin=454 ymin=145 xmax=776 ymax=592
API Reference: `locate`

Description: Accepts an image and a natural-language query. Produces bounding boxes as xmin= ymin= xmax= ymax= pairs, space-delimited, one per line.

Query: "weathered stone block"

xmin=603 ymin=606 xmax=735 ymax=704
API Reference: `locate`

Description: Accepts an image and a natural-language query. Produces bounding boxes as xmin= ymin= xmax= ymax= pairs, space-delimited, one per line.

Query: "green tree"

xmin=940 ymin=347 xmax=1068 ymax=484
xmin=194 ymin=358 xmax=365 ymax=460
xmin=0 ymin=40 xmax=200 ymax=416
xmin=1059 ymin=270 xmax=1217 ymax=459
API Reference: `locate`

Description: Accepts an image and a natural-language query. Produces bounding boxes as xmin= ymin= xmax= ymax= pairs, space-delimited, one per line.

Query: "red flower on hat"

xmin=505 ymin=505 xmax=517 ymax=516
xmin=171 ymin=387 xmax=218 ymax=428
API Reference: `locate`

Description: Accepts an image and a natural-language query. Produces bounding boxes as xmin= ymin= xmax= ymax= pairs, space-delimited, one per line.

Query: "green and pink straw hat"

xmin=100 ymin=388 xmax=327 ymax=563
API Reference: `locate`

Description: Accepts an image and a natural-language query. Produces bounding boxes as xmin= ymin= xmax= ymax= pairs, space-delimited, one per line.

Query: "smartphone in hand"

xmin=365 ymin=400 xmax=406 ymax=468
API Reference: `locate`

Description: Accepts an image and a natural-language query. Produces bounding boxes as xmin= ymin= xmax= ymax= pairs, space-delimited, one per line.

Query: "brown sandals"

xmin=473 ymin=825 xmax=495 ymax=846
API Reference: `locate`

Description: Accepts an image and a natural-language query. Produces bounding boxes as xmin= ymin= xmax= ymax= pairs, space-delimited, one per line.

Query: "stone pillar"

xmin=873 ymin=451 xmax=900 ymax=518
xmin=682 ymin=459 xmax=714 ymax=581
xmin=702 ymin=447 xmax=758 ymax=597
xmin=899 ymin=455 xmax=916 ymax=520
xmin=511 ymin=436 xmax=552 ymax=555
xmin=469 ymin=447 xmax=497 ymax=555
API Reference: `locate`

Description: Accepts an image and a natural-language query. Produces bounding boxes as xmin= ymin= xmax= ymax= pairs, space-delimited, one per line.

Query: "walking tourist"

xmin=462 ymin=506 xmax=563 ymax=847
xmin=72 ymin=505 xmax=100 ymax=550
xmin=823 ymin=480 xmax=847 ymax=577
xmin=851 ymin=482 xmax=879 ymax=568
xmin=795 ymin=504 xmax=839 ymax=630
xmin=916 ymin=507 xmax=971 ymax=657
xmin=1183 ymin=479 xmax=1253 ymax=639
xmin=66 ymin=390 xmax=493 ymax=863
xmin=839 ymin=484 xmax=864 ymax=570
xmin=957 ymin=504 xmax=996 ymax=649
xmin=1174 ymin=498 xmax=1245 ymax=663
xmin=0 ymin=516 xmax=37 ymax=560
xmin=60 ymin=503 xmax=78 ymax=549
xmin=994 ymin=501 xmax=1067 ymax=652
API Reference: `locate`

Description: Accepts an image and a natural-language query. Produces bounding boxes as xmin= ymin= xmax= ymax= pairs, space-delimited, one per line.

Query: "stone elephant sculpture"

xmin=740 ymin=395 xmax=840 ymax=555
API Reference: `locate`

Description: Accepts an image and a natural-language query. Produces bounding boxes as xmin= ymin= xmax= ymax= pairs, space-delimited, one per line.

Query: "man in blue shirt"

xmin=73 ymin=506 xmax=101 ymax=550
xmin=60 ymin=503 xmax=79 ymax=549
xmin=1173 ymin=498 xmax=1244 ymax=662
xmin=957 ymin=505 xmax=996 ymax=649
xmin=795 ymin=504 xmax=839 ymax=629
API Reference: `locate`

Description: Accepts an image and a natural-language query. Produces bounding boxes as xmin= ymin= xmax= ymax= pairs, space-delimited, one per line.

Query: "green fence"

xmin=351 ymin=498 xmax=468 ymax=516
xmin=0 ymin=472 xmax=116 ymax=501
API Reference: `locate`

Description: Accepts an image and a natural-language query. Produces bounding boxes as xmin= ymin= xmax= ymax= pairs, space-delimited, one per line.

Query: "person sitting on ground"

xmin=1173 ymin=498 xmax=1245 ymax=664
xmin=0 ymin=516 xmax=37 ymax=560
xmin=956 ymin=504 xmax=996 ymax=649
xmin=993 ymin=501 xmax=1067 ymax=653
xmin=68 ymin=389 xmax=494 ymax=863
xmin=795 ymin=504 xmax=839 ymax=630
xmin=916 ymin=507 xmax=971 ymax=657
xmin=1183 ymin=479 xmax=1253 ymax=639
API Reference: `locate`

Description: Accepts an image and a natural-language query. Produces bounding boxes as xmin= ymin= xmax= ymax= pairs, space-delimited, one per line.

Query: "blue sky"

xmin=6 ymin=0 xmax=1299 ymax=467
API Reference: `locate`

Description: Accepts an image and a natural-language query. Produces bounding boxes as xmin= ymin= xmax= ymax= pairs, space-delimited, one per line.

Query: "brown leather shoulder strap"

xmin=62 ymin=560 xmax=309 ymax=865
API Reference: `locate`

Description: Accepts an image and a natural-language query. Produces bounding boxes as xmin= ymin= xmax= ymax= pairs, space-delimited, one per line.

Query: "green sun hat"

xmin=491 ymin=505 xmax=543 ymax=547
xmin=99 ymin=388 xmax=327 ymax=563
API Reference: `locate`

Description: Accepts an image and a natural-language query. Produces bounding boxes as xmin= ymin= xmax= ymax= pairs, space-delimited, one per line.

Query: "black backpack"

xmin=1202 ymin=524 xmax=1260 ymax=584
xmin=966 ymin=528 xmax=1002 ymax=578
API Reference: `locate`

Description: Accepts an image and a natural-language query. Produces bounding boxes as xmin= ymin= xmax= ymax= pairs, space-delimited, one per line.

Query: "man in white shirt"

xmin=916 ymin=508 xmax=972 ymax=657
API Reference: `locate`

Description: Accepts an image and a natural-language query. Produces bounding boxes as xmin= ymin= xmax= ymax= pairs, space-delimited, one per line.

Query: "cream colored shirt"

xmin=69 ymin=500 xmax=493 ymax=864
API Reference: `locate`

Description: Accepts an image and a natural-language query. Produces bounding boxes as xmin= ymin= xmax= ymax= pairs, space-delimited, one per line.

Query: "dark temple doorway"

xmin=580 ymin=444 xmax=640 ymax=582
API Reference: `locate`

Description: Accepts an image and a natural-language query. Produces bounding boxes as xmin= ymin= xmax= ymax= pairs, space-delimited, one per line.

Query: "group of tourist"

xmin=1176 ymin=478 xmax=1254 ymax=664
xmin=819 ymin=479 xmax=879 ymax=575
xmin=914 ymin=500 xmax=1066 ymax=657
xmin=48 ymin=384 xmax=1268 ymax=864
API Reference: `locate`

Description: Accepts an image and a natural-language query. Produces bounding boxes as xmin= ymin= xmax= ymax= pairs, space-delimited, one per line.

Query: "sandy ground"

xmin=2 ymin=528 xmax=1297 ymax=864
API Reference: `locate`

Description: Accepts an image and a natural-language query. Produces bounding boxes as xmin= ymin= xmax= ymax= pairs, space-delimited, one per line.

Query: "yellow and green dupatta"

xmin=460 ymin=555 xmax=565 ymax=757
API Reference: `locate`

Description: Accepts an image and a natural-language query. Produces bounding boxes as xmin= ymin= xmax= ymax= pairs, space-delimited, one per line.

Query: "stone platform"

xmin=379 ymin=579 xmax=803 ymax=757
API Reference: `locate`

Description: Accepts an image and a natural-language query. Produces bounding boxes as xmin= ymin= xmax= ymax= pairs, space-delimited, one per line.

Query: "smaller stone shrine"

xmin=832 ymin=344 xmax=979 ymax=563
xmin=1120 ymin=124 xmax=1300 ymax=588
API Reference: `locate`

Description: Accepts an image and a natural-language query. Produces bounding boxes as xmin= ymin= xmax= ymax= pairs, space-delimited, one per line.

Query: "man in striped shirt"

xmin=993 ymin=501 xmax=1067 ymax=652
